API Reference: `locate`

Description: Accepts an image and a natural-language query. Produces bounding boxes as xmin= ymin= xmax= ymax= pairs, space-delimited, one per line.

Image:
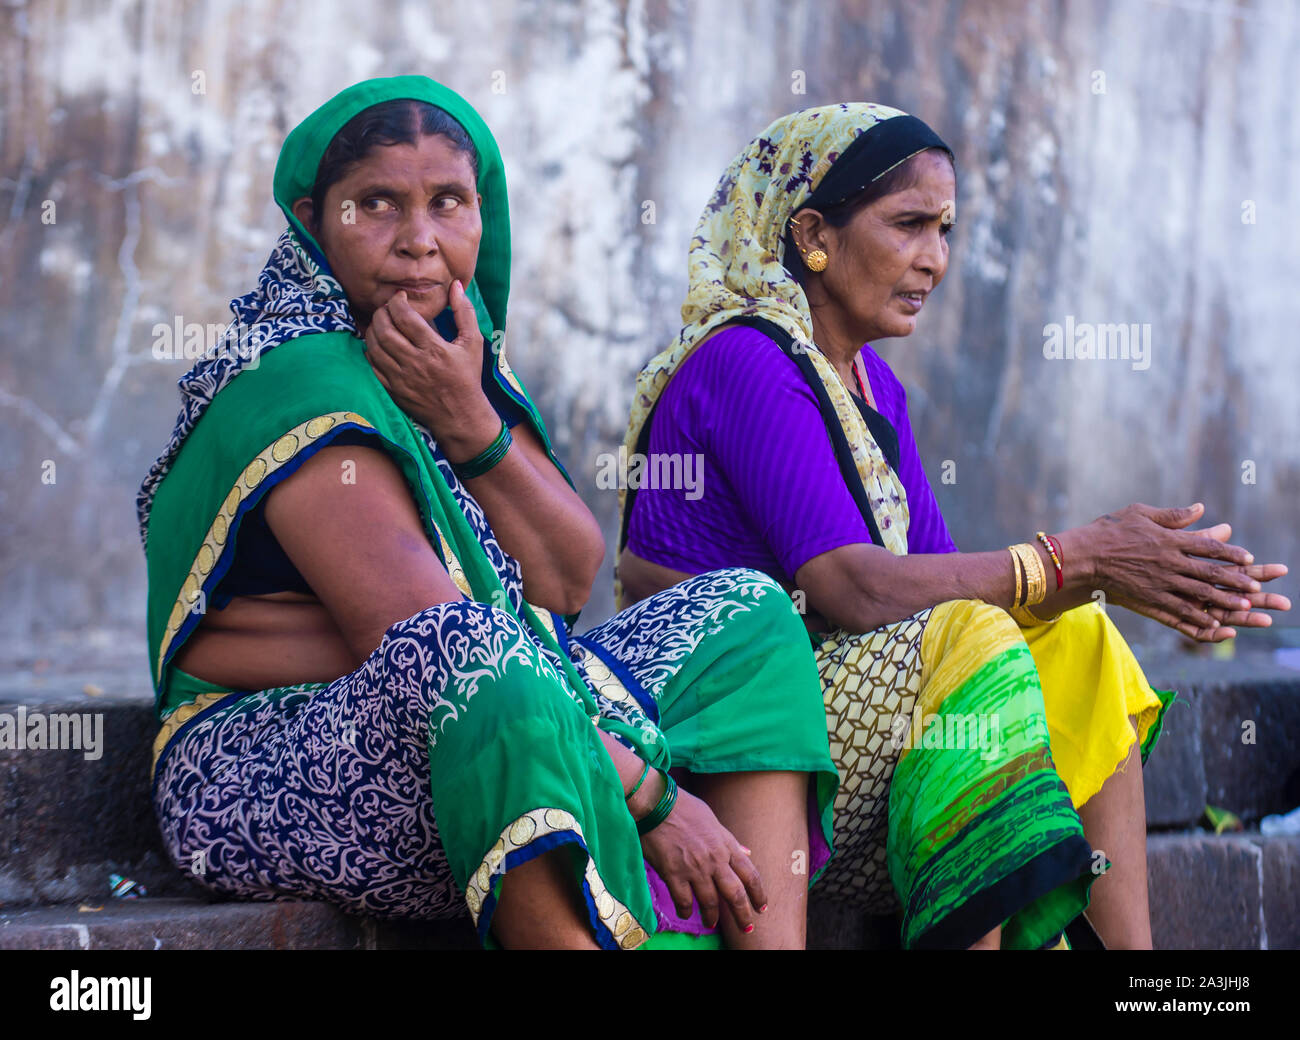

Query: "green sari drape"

xmin=142 ymin=77 xmax=672 ymax=944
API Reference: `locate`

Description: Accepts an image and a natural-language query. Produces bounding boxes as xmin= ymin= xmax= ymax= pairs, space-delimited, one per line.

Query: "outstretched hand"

xmin=1096 ymin=502 xmax=1290 ymax=642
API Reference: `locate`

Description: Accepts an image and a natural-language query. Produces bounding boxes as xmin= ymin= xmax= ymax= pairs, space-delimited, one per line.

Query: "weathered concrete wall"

xmin=2 ymin=0 xmax=1297 ymax=669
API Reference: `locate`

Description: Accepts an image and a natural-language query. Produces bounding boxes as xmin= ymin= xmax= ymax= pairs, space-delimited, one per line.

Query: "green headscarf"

xmin=273 ymin=75 xmax=512 ymax=353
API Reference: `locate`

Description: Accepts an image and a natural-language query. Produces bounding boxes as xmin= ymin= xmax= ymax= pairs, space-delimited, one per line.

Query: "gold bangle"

xmin=1009 ymin=602 xmax=1063 ymax=626
xmin=1008 ymin=547 xmax=1023 ymax=607
xmin=1006 ymin=542 xmax=1061 ymax=625
xmin=1009 ymin=543 xmax=1032 ymax=604
xmin=1009 ymin=542 xmax=1046 ymax=606
xmin=1027 ymin=543 xmax=1046 ymax=605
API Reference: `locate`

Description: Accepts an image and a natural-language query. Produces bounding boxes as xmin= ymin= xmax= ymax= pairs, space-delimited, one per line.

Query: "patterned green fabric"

xmin=888 ymin=644 xmax=1092 ymax=950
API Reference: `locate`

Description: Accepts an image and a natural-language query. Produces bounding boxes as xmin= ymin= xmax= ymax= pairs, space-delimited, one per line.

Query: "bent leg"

xmin=1076 ymin=716 xmax=1153 ymax=948
xmin=1020 ymin=603 xmax=1172 ymax=949
xmin=154 ymin=600 xmax=656 ymax=949
xmin=688 ymin=769 xmax=811 ymax=949
xmin=381 ymin=601 xmax=655 ymax=948
xmin=575 ymin=567 xmax=837 ymax=949
xmin=871 ymin=599 xmax=1092 ymax=949
xmin=1020 ymin=601 xmax=1171 ymax=808
xmin=491 ymin=848 xmax=601 ymax=949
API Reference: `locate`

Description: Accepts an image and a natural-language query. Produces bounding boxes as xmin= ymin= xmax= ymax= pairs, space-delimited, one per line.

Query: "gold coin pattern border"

xmin=528 ymin=611 xmax=645 ymax=732
xmin=150 ymin=690 xmax=239 ymax=778
xmin=573 ymin=643 xmax=642 ymax=714
xmin=465 ymin=806 xmax=649 ymax=949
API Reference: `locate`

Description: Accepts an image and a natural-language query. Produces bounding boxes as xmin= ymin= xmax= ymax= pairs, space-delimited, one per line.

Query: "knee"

xmin=1057 ymin=599 xmax=1110 ymax=641
xmin=701 ymin=566 xmax=805 ymax=631
xmin=913 ymin=598 xmax=1035 ymax=674
xmin=378 ymin=601 xmax=539 ymax=707
xmin=1023 ymin=599 xmax=1116 ymax=658
xmin=380 ymin=599 xmax=518 ymax=649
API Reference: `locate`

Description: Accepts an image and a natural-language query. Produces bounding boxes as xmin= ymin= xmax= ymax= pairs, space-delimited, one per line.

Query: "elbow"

xmin=536 ymin=522 xmax=605 ymax=616
xmin=541 ymin=570 xmax=597 ymax=617
xmin=834 ymin=595 xmax=892 ymax=635
xmin=554 ymin=585 xmax=592 ymax=618
xmin=562 ymin=530 xmax=606 ymax=614
xmin=822 ymin=567 xmax=904 ymax=634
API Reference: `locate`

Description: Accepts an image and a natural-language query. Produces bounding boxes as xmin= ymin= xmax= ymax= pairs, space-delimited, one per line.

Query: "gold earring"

xmin=805 ymin=249 xmax=829 ymax=273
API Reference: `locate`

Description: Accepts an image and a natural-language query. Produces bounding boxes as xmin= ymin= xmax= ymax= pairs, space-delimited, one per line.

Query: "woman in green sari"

xmin=139 ymin=76 xmax=838 ymax=949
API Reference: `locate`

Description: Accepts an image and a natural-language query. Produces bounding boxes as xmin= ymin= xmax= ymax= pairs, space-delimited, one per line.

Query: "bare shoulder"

xmin=261 ymin=441 xmax=462 ymax=660
xmin=264 ymin=442 xmax=413 ymax=520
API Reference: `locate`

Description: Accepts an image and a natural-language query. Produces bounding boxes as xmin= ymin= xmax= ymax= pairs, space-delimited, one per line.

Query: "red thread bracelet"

xmin=1036 ymin=531 xmax=1065 ymax=590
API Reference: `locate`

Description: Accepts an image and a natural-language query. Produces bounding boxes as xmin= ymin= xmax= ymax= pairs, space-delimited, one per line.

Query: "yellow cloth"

xmin=1018 ymin=601 xmax=1165 ymax=810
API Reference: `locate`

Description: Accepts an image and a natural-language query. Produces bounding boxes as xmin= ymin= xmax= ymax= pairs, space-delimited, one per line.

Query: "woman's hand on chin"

xmin=363 ymin=279 xmax=501 ymax=460
xmin=1088 ymin=502 xmax=1290 ymax=642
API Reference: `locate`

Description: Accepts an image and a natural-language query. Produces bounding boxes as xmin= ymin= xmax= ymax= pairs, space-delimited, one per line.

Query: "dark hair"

xmin=307 ymin=99 xmax=479 ymax=227
xmin=784 ymin=146 xmax=954 ymax=283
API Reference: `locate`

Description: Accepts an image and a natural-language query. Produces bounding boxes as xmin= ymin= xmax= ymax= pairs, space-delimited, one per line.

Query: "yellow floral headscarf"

xmin=619 ymin=103 xmax=944 ymax=603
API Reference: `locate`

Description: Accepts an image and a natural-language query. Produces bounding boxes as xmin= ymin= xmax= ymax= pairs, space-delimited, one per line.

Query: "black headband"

xmin=801 ymin=113 xmax=953 ymax=212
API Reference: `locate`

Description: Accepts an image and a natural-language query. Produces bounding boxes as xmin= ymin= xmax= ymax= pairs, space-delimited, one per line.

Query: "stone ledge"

xmin=1138 ymin=674 xmax=1300 ymax=827
xmin=8 ymin=831 xmax=1296 ymax=951
xmin=0 ymin=897 xmax=480 ymax=951
xmin=1146 ymin=833 xmax=1300 ymax=950
xmin=0 ymin=894 xmax=883 ymax=950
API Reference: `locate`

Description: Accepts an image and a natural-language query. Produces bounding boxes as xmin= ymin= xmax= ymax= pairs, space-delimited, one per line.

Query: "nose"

xmin=915 ymin=223 xmax=947 ymax=282
xmin=395 ymin=207 xmax=438 ymax=258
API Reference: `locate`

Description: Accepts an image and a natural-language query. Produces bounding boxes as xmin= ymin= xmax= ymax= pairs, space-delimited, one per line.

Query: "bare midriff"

xmin=171 ymin=590 xmax=360 ymax=692
xmin=616 ymin=547 xmax=693 ymax=608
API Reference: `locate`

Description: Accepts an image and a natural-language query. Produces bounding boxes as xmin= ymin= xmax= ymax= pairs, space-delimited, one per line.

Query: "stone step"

xmin=3 ymin=833 xmax=1294 ymax=949
xmin=0 ymin=893 xmax=882 ymax=950
xmin=1147 ymin=832 xmax=1300 ymax=950
xmin=0 ymin=897 xmax=479 ymax=950
xmin=0 ymin=685 xmax=194 ymax=907
xmin=1139 ymin=657 xmax=1300 ymax=828
xmin=2 ymin=665 xmax=1297 ymax=912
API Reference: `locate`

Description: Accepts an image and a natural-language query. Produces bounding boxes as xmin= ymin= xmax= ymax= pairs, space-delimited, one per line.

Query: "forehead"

xmin=334 ymin=135 xmax=476 ymax=187
xmin=877 ymin=151 xmax=956 ymax=207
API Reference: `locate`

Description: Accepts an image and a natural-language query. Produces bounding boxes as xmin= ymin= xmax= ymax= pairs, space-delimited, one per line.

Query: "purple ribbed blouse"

xmin=626 ymin=325 xmax=957 ymax=583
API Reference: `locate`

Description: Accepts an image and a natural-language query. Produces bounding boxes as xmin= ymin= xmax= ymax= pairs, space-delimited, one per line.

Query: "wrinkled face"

xmin=292 ymin=134 xmax=481 ymax=330
xmin=807 ymin=149 xmax=956 ymax=341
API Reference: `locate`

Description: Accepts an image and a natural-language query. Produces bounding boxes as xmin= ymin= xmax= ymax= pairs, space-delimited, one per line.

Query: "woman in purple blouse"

xmin=615 ymin=103 xmax=1289 ymax=950
xmin=625 ymin=327 xmax=957 ymax=586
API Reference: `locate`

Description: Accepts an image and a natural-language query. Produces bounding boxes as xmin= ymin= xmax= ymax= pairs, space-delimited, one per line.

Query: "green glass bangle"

xmin=626 ymin=759 xmax=651 ymax=802
xmin=636 ymin=770 xmax=678 ymax=836
xmin=451 ymin=420 xmax=512 ymax=480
